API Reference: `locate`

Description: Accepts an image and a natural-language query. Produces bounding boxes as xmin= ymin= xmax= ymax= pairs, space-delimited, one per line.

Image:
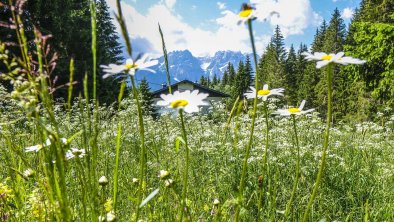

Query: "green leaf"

xmin=139 ymin=188 xmax=159 ymax=208
xmin=175 ymin=136 xmax=185 ymax=154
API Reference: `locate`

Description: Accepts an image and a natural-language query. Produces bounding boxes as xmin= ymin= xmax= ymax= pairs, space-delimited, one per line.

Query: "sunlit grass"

xmin=0 ymin=1 xmax=393 ymax=221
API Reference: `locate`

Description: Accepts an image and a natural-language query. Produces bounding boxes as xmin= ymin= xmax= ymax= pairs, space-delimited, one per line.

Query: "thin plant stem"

xmin=234 ymin=18 xmax=260 ymax=222
xmin=257 ymin=101 xmax=269 ymax=222
xmin=179 ymin=109 xmax=190 ymax=221
xmin=302 ymin=63 xmax=333 ymax=222
xmin=113 ymin=81 xmax=126 ymax=212
xmin=158 ymin=23 xmax=172 ymax=93
xmin=131 ymin=76 xmax=147 ymax=222
xmin=284 ymin=115 xmax=300 ymax=221
xmin=90 ymin=0 xmax=97 ymax=101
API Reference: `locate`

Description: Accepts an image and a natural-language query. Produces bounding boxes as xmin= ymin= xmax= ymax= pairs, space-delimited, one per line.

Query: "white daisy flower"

xmin=244 ymin=84 xmax=284 ymax=101
xmin=66 ymin=148 xmax=86 ymax=160
xmin=25 ymin=138 xmax=68 ymax=153
xmin=301 ymin=51 xmax=366 ymax=69
xmin=274 ymin=100 xmax=314 ymax=116
xmin=237 ymin=3 xmax=257 ymax=25
xmin=156 ymin=90 xmax=209 ymax=114
xmin=100 ymin=54 xmax=158 ymax=79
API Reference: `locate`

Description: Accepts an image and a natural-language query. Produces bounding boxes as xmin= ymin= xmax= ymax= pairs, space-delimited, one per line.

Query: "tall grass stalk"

xmin=113 ymin=81 xmax=126 ymax=212
xmin=234 ymin=18 xmax=260 ymax=222
xmin=158 ymin=24 xmax=172 ymax=93
xmin=34 ymin=28 xmax=71 ymax=220
xmin=257 ymin=101 xmax=269 ymax=222
xmin=302 ymin=63 xmax=333 ymax=221
xmin=284 ymin=115 xmax=301 ymax=220
xmin=179 ymin=109 xmax=190 ymax=221
xmin=131 ymin=75 xmax=147 ymax=221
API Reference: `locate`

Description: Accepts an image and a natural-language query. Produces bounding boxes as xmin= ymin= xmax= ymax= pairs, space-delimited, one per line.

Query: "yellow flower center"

xmin=124 ymin=63 xmax=137 ymax=70
xmin=321 ymin=55 xmax=333 ymax=61
xmin=257 ymin=89 xmax=270 ymax=96
xmin=239 ymin=9 xmax=253 ymax=18
xmin=288 ymin=108 xmax=301 ymax=113
xmin=170 ymin=99 xmax=189 ymax=109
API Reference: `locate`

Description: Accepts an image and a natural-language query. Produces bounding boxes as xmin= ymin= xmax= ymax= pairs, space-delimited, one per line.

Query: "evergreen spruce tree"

xmin=212 ymin=74 xmax=219 ymax=87
xmin=228 ymin=62 xmax=236 ymax=84
xmin=272 ymin=25 xmax=287 ymax=62
xmin=221 ymin=70 xmax=229 ymax=87
xmin=311 ymin=20 xmax=327 ymax=53
xmin=1 ymin=0 xmax=122 ymax=104
xmin=232 ymin=60 xmax=245 ymax=99
xmin=343 ymin=0 xmax=394 ymax=118
xmin=138 ymin=77 xmax=155 ymax=115
xmin=284 ymin=44 xmax=297 ymax=103
xmin=258 ymin=41 xmax=285 ymax=88
xmin=199 ymin=76 xmax=208 ymax=86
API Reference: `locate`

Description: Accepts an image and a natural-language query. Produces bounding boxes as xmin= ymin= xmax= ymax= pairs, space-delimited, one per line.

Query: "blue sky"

xmin=106 ymin=0 xmax=361 ymax=57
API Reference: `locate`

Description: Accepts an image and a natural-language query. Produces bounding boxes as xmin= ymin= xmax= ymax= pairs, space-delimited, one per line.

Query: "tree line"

xmin=196 ymin=0 xmax=393 ymax=122
xmin=0 ymin=0 xmax=122 ymax=104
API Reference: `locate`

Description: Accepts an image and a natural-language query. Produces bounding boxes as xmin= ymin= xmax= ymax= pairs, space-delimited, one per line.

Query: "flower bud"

xmin=99 ymin=176 xmax=108 ymax=186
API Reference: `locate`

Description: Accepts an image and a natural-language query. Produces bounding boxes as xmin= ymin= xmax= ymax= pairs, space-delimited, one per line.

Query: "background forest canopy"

xmin=1 ymin=0 xmax=394 ymax=122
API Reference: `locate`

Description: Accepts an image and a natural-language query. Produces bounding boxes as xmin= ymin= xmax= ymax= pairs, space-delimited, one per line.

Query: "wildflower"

xmin=132 ymin=178 xmax=139 ymax=184
xmin=98 ymin=216 xmax=105 ymax=222
xmin=156 ymin=90 xmax=209 ymax=114
xmin=100 ymin=54 xmax=158 ymax=79
xmin=99 ymin=176 xmax=109 ymax=186
xmin=274 ymin=100 xmax=314 ymax=116
xmin=158 ymin=170 xmax=170 ymax=180
xmin=164 ymin=179 xmax=174 ymax=187
xmin=244 ymin=84 xmax=284 ymax=101
xmin=237 ymin=3 xmax=257 ymax=25
xmin=301 ymin=51 xmax=366 ymax=69
xmin=106 ymin=211 xmax=116 ymax=222
xmin=66 ymin=148 xmax=86 ymax=160
xmin=25 ymin=138 xmax=67 ymax=152
xmin=23 ymin=169 xmax=35 ymax=178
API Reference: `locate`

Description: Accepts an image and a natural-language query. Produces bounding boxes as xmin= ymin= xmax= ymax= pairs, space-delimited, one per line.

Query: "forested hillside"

xmin=198 ymin=0 xmax=394 ymax=122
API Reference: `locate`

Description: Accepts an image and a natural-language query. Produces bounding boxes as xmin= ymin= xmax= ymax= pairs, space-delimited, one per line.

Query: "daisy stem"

xmin=179 ymin=109 xmax=189 ymax=221
xmin=257 ymin=101 xmax=269 ymax=222
xmin=284 ymin=115 xmax=300 ymax=221
xmin=302 ymin=63 xmax=333 ymax=222
xmin=235 ymin=18 xmax=260 ymax=222
xmin=131 ymin=76 xmax=147 ymax=222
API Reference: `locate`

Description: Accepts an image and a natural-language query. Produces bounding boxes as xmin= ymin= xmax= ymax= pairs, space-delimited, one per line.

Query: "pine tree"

xmin=221 ymin=70 xmax=229 ymax=87
xmin=1 ymin=0 xmax=122 ymax=104
xmin=243 ymin=55 xmax=253 ymax=90
xmin=284 ymin=44 xmax=297 ymax=103
xmin=343 ymin=0 xmax=394 ymax=117
xmin=228 ymin=63 xmax=236 ymax=84
xmin=272 ymin=25 xmax=287 ymax=62
xmin=212 ymin=74 xmax=219 ymax=87
xmin=258 ymin=41 xmax=285 ymax=89
xmin=311 ymin=20 xmax=327 ymax=53
xmin=199 ymin=76 xmax=208 ymax=86
xmin=138 ymin=77 xmax=155 ymax=115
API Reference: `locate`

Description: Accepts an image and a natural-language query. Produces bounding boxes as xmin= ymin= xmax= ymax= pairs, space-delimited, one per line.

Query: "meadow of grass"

xmin=1 ymin=92 xmax=394 ymax=221
xmin=1 ymin=1 xmax=394 ymax=221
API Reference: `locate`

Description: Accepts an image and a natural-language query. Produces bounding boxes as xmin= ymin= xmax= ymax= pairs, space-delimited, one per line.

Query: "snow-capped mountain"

xmin=136 ymin=50 xmax=256 ymax=90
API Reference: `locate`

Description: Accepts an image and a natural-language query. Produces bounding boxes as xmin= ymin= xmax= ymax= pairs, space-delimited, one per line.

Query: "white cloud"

xmin=342 ymin=7 xmax=354 ymax=19
xmin=251 ymin=0 xmax=322 ymax=37
xmin=217 ymin=2 xmax=226 ymax=10
xmin=105 ymin=0 xmax=320 ymax=57
xmin=164 ymin=0 xmax=176 ymax=9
